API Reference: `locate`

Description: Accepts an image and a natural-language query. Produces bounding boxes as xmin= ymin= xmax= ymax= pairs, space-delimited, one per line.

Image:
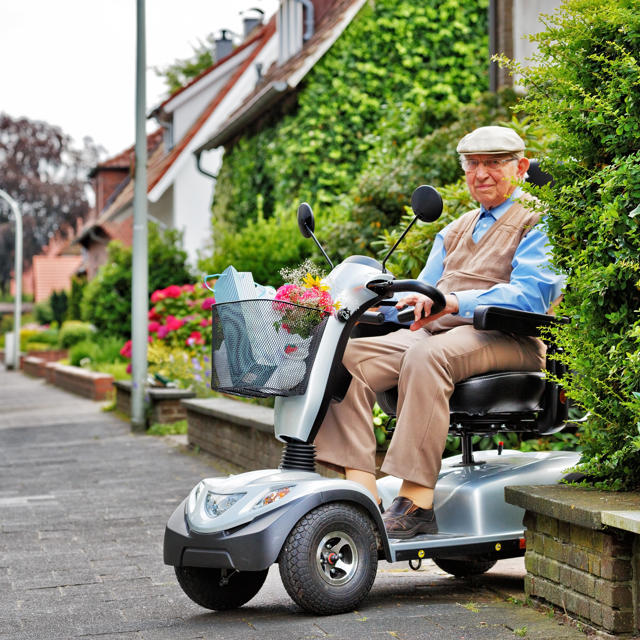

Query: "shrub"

xmin=50 ymin=290 xmax=68 ymax=326
xmin=500 ymin=0 xmax=640 ymax=489
xmin=34 ymin=328 xmax=59 ymax=346
xmin=25 ymin=342 xmax=52 ymax=352
xmin=69 ymin=336 xmax=126 ymax=367
xmin=58 ymin=321 xmax=95 ymax=349
xmin=67 ymin=276 xmax=86 ymax=321
xmin=81 ymin=225 xmax=192 ymax=338
xmin=200 ymin=206 xmax=310 ymax=287
xmin=33 ymin=301 xmax=53 ymax=325
xmin=19 ymin=329 xmax=42 ymax=351
xmin=69 ymin=339 xmax=100 ymax=366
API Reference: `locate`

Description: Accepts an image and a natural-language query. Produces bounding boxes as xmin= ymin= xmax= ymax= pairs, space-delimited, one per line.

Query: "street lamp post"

xmin=0 ymin=189 xmax=22 ymax=370
xmin=131 ymin=0 xmax=149 ymax=430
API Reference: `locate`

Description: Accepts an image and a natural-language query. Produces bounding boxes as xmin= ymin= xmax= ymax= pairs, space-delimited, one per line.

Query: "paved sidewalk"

xmin=0 ymin=368 xmax=590 ymax=639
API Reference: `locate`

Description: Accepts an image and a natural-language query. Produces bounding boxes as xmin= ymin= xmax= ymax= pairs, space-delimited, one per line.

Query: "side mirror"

xmin=411 ymin=185 xmax=443 ymax=223
xmin=297 ymin=202 xmax=314 ymax=238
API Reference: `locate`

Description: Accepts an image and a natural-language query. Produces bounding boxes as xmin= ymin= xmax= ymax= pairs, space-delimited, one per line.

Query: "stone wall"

xmin=183 ymin=397 xmax=342 ymax=477
xmin=185 ymin=398 xmax=284 ymax=471
xmin=114 ymin=381 xmax=195 ymax=428
xmin=506 ymin=485 xmax=640 ymax=637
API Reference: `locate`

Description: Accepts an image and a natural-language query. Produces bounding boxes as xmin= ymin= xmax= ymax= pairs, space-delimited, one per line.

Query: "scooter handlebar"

xmin=367 ymin=278 xmax=446 ymax=318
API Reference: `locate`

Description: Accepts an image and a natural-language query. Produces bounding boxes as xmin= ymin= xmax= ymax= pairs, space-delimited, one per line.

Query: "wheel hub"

xmin=315 ymin=530 xmax=358 ymax=586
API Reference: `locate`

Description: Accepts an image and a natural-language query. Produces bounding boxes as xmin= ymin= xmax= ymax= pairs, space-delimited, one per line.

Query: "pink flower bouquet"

xmin=272 ymin=265 xmax=340 ymax=339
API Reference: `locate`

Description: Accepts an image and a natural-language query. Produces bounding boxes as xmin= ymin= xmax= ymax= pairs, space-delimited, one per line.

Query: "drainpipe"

xmin=195 ymin=150 xmax=218 ymax=181
xmin=489 ymin=0 xmax=498 ymax=93
xmin=295 ymin=0 xmax=314 ymax=41
xmin=0 ymin=189 xmax=22 ymax=371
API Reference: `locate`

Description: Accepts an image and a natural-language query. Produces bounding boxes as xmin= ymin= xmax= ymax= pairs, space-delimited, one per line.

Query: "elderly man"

xmin=314 ymin=126 xmax=564 ymax=539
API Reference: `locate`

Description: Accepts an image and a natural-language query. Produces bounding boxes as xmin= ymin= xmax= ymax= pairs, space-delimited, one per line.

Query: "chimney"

xmin=215 ymin=30 xmax=234 ymax=61
xmin=277 ymin=0 xmax=315 ymax=65
xmin=243 ymin=8 xmax=264 ymax=37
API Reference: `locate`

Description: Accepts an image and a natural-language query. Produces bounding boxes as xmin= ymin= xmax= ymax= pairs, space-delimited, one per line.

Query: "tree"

xmin=155 ymin=36 xmax=216 ymax=95
xmin=500 ymin=0 xmax=640 ymax=489
xmin=0 ymin=113 xmax=102 ymax=294
xmin=50 ymin=290 xmax=68 ymax=327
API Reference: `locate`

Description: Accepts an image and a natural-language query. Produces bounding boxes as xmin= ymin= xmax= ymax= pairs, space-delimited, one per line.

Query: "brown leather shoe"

xmin=382 ymin=496 xmax=438 ymax=539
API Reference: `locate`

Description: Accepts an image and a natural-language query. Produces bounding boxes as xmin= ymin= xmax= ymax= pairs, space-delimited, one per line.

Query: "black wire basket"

xmin=211 ymin=299 xmax=330 ymax=398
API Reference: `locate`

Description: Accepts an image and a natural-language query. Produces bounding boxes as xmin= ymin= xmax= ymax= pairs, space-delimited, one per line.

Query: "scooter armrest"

xmin=473 ymin=305 xmax=568 ymax=337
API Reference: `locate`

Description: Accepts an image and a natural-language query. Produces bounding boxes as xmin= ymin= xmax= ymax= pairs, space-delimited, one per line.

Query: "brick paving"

xmin=0 ymin=368 xmax=590 ymax=639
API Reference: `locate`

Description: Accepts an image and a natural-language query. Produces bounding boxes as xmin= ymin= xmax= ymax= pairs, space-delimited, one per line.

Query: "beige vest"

xmin=428 ymin=193 xmax=541 ymax=333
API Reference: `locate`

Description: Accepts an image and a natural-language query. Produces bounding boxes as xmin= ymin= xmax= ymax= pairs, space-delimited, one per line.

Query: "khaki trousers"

xmin=314 ymin=324 xmax=545 ymax=488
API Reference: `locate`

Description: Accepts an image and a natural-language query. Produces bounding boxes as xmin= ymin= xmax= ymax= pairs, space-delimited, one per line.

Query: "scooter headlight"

xmin=204 ymin=491 xmax=245 ymax=518
xmin=253 ymin=486 xmax=293 ymax=509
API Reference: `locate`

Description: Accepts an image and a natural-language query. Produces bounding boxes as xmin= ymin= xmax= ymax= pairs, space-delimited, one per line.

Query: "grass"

xmin=93 ymin=361 xmax=130 ymax=381
xmin=147 ymin=419 xmax=187 ymax=436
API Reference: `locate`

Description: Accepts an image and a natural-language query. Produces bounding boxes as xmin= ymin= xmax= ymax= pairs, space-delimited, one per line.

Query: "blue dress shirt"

xmin=417 ymin=187 xmax=565 ymax=320
xmin=384 ymin=187 xmax=565 ymax=323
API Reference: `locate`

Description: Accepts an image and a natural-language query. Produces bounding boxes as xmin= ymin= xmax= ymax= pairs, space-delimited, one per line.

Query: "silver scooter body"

xmin=164 ymin=188 xmax=577 ymax=609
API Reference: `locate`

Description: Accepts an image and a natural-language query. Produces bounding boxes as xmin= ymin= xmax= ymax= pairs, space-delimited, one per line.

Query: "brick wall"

xmin=45 ymin=363 xmax=113 ymax=401
xmin=23 ymin=356 xmax=47 ymax=378
xmin=507 ymin=485 xmax=640 ymax=637
xmin=184 ymin=398 xmax=342 ymax=478
xmin=187 ymin=404 xmax=284 ymax=471
xmin=523 ymin=511 xmax=636 ymax=634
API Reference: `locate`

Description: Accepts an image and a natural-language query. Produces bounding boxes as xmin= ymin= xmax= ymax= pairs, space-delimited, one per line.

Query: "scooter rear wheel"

xmin=174 ymin=566 xmax=268 ymax=610
xmin=278 ymin=502 xmax=378 ymax=615
xmin=432 ymin=556 xmax=497 ymax=578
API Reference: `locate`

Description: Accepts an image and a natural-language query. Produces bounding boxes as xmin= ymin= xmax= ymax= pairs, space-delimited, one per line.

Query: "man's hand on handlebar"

xmin=396 ymin=294 xmax=459 ymax=331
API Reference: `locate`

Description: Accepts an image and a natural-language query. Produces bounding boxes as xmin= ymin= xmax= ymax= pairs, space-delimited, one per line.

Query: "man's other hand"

xmin=395 ymin=294 xmax=459 ymax=331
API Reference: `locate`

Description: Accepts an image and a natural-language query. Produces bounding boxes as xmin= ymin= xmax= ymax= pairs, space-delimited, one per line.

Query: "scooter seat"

xmin=377 ymin=371 xmax=546 ymax=418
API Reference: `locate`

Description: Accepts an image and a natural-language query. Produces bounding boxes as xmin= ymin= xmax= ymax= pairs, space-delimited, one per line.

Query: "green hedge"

xmin=503 ymin=0 xmax=640 ymax=489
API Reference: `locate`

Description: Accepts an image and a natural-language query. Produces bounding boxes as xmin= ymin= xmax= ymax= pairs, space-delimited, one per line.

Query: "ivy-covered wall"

xmin=204 ymin=0 xmax=491 ymax=283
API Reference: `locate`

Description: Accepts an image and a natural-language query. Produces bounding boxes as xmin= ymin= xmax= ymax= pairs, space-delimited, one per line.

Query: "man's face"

xmin=463 ymin=154 xmax=530 ymax=210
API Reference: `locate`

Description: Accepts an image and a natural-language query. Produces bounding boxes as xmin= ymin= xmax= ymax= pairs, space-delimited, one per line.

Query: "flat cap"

xmin=456 ymin=126 xmax=525 ymax=155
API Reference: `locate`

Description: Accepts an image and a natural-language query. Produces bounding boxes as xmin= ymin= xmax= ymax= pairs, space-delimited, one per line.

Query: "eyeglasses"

xmin=460 ymin=157 xmax=518 ymax=172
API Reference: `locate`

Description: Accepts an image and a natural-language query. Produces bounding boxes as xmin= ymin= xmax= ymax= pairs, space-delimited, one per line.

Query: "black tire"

xmin=432 ymin=556 xmax=497 ymax=578
xmin=278 ymin=502 xmax=378 ymax=615
xmin=174 ymin=566 xmax=268 ymax=610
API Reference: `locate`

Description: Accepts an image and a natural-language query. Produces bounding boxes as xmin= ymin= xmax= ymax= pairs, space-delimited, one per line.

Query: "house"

xmin=195 ymin=0 xmax=366 ymax=156
xmin=11 ymin=229 xmax=83 ymax=303
xmin=198 ymin=0 xmax=564 ymax=157
xmin=490 ymin=0 xmax=564 ymax=90
xmin=75 ymin=129 xmax=165 ymax=279
xmin=76 ymin=12 xmax=279 ymax=272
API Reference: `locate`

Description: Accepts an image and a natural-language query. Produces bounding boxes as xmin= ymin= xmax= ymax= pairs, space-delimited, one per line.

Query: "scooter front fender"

xmin=164 ymin=487 xmax=387 ymax=571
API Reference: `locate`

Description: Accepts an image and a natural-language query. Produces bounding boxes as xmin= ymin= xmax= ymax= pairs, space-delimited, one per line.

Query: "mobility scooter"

xmin=164 ymin=180 xmax=580 ymax=615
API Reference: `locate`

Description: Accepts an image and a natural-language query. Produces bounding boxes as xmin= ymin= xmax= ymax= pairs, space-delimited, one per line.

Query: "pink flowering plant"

xmin=273 ymin=260 xmax=340 ymax=339
xmin=120 ymin=282 xmax=216 ymax=387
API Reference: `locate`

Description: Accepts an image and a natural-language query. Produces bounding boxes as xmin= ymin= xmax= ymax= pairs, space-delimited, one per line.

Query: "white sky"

xmin=1 ymin=0 xmax=279 ymax=157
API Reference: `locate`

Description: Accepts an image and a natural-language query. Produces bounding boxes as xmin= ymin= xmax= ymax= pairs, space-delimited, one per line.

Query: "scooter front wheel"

xmin=278 ymin=502 xmax=378 ymax=615
xmin=174 ymin=566 xmax=268 ymax=610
